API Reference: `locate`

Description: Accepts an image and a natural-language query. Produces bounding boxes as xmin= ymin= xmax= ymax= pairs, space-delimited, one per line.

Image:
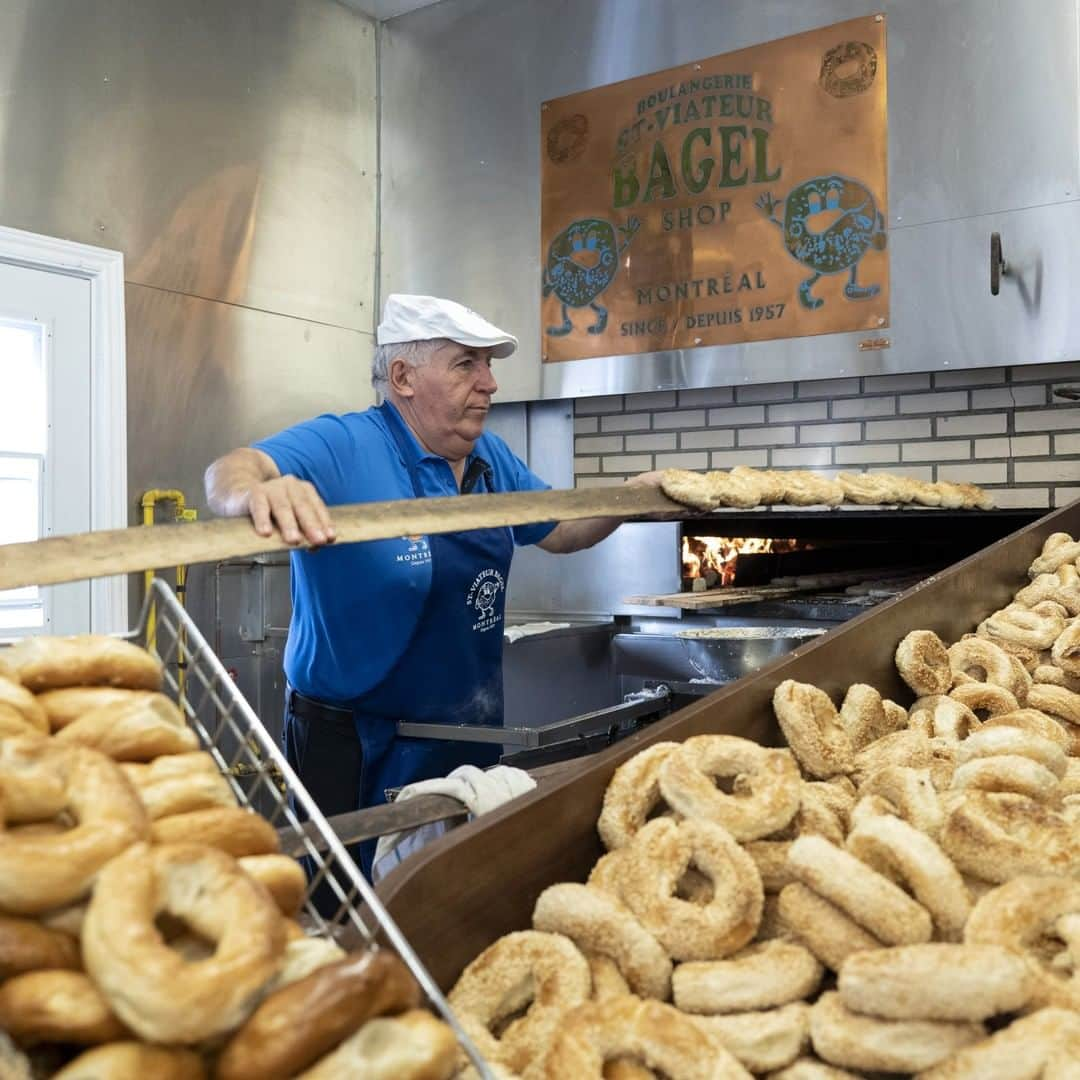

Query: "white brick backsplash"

xmin=899 ymin=391 xmax=969 ymax=414
xmin=937 ymin=462 xmax=1008 ymax=485
xmin=799 ymin=422 xmax=862 ymax=444
xmin=975 ymin=435 xmax=1050 ymax=458
xmin=736 ymin=382 xmax=795 ymax=403
xmin=626 ymin=433 xmax=677 ymax=451
xmin=933 ymin=367 xmax=1007 ymax=388
xmin=602 ymin=454 xmax=652 ymax=473
xmin=1015 ymin=407 xmax=1080 ymax=432
xmin=798 ymin=377 xmax=859 ymax=398
xmin=835 ymin=443 xmax=900 ymax=464
xmin=576 ymin=475 xmax=628 ymax=488
xmin=707 ymin=405 xmax=766 ymax=426
xmin=769 ymin=401 xmax=828 ymax=423
xmin=680 ymin=429 xmax=736 ymax=450
xmin=678 ymin=386 xmax=734 ymax=407
xmin=833 ymin=396 xmax=895 ymax=419
xmin=935 ymin=413 xmax=1007 ymax=437
xmin=902 ymin=440 xmax=971 ymax=462
xmin=600 ymin=412 xmax=652 ymax=432
xmin=654 ymin=409 xmax=706 ymax=429
xmin=655 ymin=451 xmax=709 ymax=469
xmin=1015 ymin=460 xmax=1080 ymax=484
xmin=576 ymin=394 xmax=624 ymax=414
xmin=711 ymin=449 xmax=769 ymax=468
xmin=889 ymin=465 xmax=935 ymax=481
xmin=971 ymin=385 xmax=1045 ymax=409
xmin=573 ymin=368 xmax=1080 ymax=507
xmin=576 ymin=435 xmax=622 ymax=454
xmin=864 ymin=373 xmax=931 ymax=393
xmin=738 ymin=425 xmax=796 ymax=447
xmin=625 ymin=390 xmax=677 ymax=410
xmin=772 ymin=447 xmax=832 ymax=467
xmin=994 ymin=487 xmax=1051 ymax=508
xmin=1011 ymin=361 xmax=1080 ymax=382
xmin=866 ymin=418 xmax=933 ymax=441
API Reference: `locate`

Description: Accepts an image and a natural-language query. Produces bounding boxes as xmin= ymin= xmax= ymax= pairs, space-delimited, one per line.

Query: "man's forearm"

xmin=538 ymin=516 xmax=621 ymax=554
xmin=204 ymin=449 xmax=277 ymax=517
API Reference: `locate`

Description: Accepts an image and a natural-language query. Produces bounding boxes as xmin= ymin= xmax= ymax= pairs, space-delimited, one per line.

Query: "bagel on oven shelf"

xmin=660 ymin=466 xmax=994 ymax=512
xmin=0 ymin=632 xmax=460 ymax=1078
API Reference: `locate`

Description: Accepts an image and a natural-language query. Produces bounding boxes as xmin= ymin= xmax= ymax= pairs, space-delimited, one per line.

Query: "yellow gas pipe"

xmin=141 ymin=490 xmax=197 ymax=700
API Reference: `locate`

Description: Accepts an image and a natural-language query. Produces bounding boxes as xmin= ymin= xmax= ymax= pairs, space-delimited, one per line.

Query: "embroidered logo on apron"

xmin=395 ymin=535 xmax=431 ymax=566
xmin=467 ymin=568 xmax=506 ymax=632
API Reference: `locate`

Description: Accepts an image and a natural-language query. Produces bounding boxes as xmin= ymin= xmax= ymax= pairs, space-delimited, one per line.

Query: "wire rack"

xmin=132 ymin=578 xmax=494 ymax=1077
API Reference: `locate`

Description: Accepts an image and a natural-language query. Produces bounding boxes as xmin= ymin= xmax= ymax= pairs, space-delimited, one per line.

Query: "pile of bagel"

xmin=0 ymin=634 xmax=458 ymax=1079
xmin=444 ymin=530 xmax=1080 ymax=1078
xmin=660 ymin=466 xmax=994 ymax=511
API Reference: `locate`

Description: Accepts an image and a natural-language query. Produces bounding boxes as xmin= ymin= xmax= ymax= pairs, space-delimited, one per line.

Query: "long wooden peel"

xmin=0 ymin=486 xmax=682 ymax=591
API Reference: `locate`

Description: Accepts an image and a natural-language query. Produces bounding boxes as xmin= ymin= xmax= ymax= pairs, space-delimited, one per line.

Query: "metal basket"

xmin=131 ymin=577 xmax=494 ymax=1076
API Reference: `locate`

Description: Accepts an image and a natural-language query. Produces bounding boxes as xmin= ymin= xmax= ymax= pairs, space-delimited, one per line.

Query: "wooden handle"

xmin=0 ymin=486 xmax=682 ymax=591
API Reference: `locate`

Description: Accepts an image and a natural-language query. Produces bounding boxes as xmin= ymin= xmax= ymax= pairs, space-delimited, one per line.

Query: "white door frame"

xmin=0 ymin=225 xmax=127 ymax=633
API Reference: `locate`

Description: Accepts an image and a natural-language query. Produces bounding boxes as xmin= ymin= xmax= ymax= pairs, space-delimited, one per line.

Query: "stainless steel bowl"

xmin=677 ymin=626 xmax=827 ymax=683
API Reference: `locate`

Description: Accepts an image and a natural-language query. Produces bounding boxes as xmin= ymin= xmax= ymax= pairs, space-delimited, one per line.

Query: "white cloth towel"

xmin=372 ymin=764 xmax=536 ymax=883
xmin=503 ymin=621 xmax=571 ymax=643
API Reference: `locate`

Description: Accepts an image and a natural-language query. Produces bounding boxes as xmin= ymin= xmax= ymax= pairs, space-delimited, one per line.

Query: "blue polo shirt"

xmin=252 ymin=402 xmax=555 ymax=704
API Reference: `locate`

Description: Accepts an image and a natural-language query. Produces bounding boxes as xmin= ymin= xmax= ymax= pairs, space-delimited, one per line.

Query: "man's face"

xmin=401 ymin=341 xmax=499 ymax=457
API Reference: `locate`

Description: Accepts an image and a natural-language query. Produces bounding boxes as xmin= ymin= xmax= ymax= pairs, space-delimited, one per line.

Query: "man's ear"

xmin=389 ymin=356 xmax=415 ymax=397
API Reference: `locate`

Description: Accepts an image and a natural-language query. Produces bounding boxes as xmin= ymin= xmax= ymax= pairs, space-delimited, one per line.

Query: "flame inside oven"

xmin=682 ymin=536 xmax=808 ymax=587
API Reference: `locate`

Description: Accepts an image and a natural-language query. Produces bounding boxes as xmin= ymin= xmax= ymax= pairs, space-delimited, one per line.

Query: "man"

xmin=205 ymin=294 xmax=657 ymax=874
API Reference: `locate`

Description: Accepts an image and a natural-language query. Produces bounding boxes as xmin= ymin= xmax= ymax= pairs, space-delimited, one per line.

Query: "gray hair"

xmin=370 ymin=338 xmax=449 ymax=391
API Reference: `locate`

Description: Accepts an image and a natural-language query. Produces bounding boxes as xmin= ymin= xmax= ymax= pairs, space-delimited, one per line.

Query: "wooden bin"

xmin=376 ymin=501 xmax=1075 ymax=990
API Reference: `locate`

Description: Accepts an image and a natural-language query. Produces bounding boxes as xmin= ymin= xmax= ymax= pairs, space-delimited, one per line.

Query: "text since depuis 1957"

xmin=621 ymin=301 xmax=786 ymax=337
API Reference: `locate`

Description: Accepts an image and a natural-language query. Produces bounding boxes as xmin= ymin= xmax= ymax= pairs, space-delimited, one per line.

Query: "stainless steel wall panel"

xmin=888 ymin=0 xmax=1078 ymax=230
xmin=484 ymin=403 xmax=530 ymax=462
xmin=380 ymin=0 xmax=1080 ymax=401
xmin=500 ymin=397 xmax=681 ymax=617
xmin=889 ymin=201 xmax=1080 ymax=371
xmin=0 ymin=0 xmax=376 ymax=331
xmin=525 ymin=400 xmax=575 ymax=486
xmin=507 ymin=522 xmax=681 ymax=616
xmin=125 ymin=284 xmax=373 ymax=530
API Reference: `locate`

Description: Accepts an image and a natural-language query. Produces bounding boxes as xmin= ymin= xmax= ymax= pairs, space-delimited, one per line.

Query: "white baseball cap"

xmin=377 ymin=294 xmax=519 ymax=359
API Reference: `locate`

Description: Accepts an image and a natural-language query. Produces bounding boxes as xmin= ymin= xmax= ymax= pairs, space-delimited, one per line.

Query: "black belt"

xmin=287 ymin=686 xmax=354 ymax=725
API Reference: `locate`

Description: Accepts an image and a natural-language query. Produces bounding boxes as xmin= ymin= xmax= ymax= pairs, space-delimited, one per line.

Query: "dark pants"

xmin=282 ymin=684 xmax=501 ymax=892
xmin=282 ymin=686 xmax=369 ymax=904
xmin=283 ymin=687 xmax=363 ymax=818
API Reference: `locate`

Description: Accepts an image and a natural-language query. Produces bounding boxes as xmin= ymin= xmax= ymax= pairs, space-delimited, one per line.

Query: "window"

xmin=0 ymin=226 xmax=126 ymax=636
xmin=0 ymin=320 xmax=46 ymax=630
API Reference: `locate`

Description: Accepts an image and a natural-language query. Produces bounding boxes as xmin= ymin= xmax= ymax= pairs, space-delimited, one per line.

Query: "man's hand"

xmin=245 ymin=476 xmax=336 ymax=547
xmin=205 ymin=448 xmax=337 ymax=548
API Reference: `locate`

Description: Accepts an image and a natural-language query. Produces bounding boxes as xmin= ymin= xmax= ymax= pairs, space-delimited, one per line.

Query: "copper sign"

xmin=540 ymin=15 xmax=889 ymax=363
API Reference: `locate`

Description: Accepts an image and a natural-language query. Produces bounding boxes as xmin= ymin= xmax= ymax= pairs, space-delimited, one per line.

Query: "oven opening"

xmin=681 ymin=536 xmax=811 ymax=589
xmin=679 ymin=530 xmax=918 ymax=593
xmin=676 ymin=516 xmax=1018 ymax=595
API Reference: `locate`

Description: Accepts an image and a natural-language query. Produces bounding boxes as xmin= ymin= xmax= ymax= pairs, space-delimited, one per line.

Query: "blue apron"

xmin=347 ymin=419 xmax=512 ymax=875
